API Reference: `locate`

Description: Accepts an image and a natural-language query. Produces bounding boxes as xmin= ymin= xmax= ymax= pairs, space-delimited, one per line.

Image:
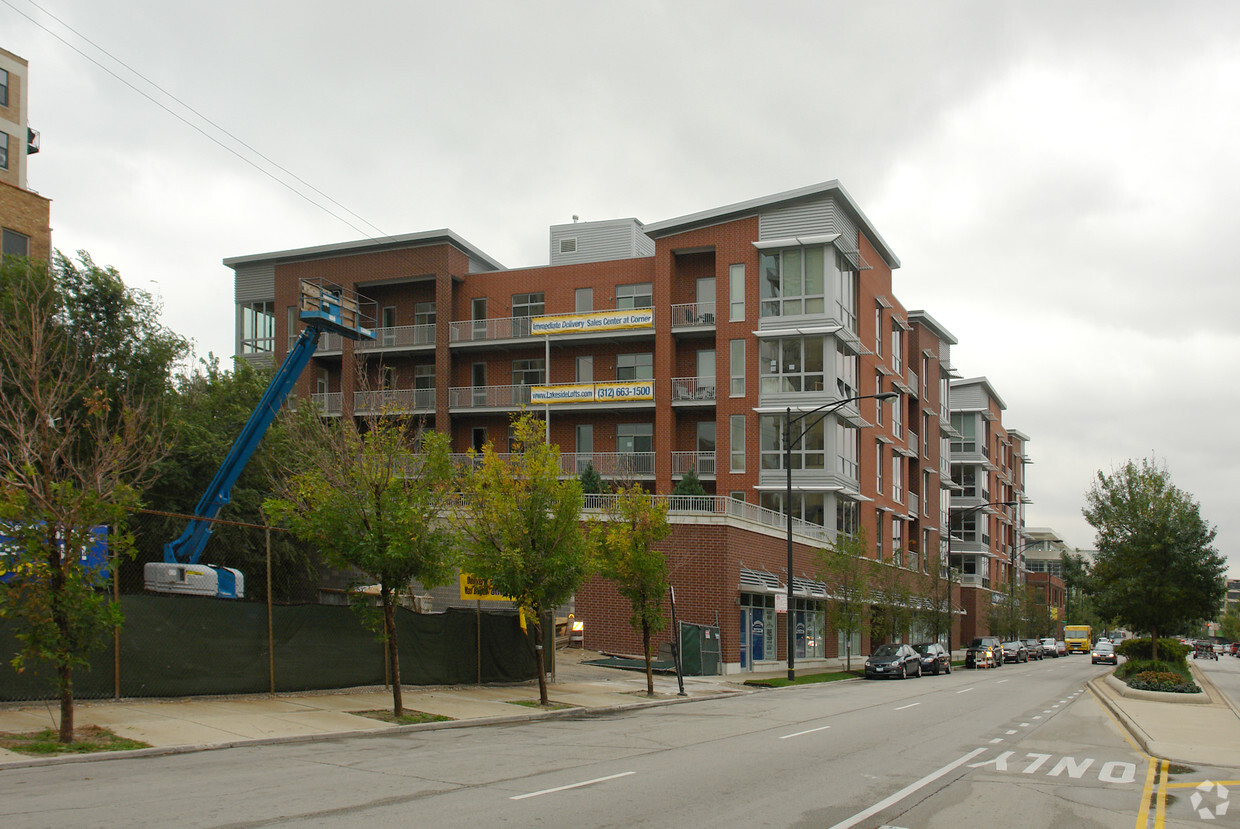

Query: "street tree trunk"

xmin=383 ymin=587 xmax=403 ymax=717
xmin=533 ymin=615 xmax=549 ymax=705
xmin=642 ymin=618 xmax=654 ymax=696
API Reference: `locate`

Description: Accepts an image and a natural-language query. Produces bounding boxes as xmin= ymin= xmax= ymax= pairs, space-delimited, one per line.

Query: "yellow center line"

xmin=1154 ymin=759 xmax=1169 ymax=828
xmin=1136 ymin=757 xmax=1156 ymax=829
xmin=1165 ymin=779 xmax=1240 ymax=788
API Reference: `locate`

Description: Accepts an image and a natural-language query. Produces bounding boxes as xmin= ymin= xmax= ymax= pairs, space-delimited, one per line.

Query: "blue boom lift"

xmin=145 ymin=279 xmax=374 ymax=599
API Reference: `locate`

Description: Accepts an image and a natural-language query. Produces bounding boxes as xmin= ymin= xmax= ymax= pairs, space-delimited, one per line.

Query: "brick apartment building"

xmin=0 ymin=47 xmax=49 ymax=263
xmin=227 ymin=180 xmax=1031 ymax=672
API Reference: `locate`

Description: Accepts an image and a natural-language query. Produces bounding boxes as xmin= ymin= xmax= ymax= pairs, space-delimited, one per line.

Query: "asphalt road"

xmin=0 ymin=656 xmax=1228 ymax=828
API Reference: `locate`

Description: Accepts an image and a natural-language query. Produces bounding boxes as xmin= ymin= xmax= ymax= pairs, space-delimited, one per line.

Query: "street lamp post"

xmin=785 ymin=391 xmax=898 ymax=681
xmin=945 ymin=499 xmax=1017 ymax=662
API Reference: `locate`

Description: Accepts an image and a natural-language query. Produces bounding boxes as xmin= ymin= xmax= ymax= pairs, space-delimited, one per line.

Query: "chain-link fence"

xmin=0 ymin=510 xmax=538 ymax=702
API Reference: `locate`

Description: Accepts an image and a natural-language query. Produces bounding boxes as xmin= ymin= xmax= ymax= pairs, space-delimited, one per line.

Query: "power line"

xmin=3 ymin=0 xmax=391 ymax=240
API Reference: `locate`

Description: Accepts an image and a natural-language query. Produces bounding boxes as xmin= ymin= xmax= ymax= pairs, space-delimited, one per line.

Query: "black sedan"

xmin=1091 ymin=641 xmax=1118 ymax=665
xmin=865 ymin=644 xmax=922 ymax=679
xmin=1001 ymin=641 xmax=1029 ymax=663
xmin=1022 ymin=639 xmax=1046 ymax=660
xmin=913 ymin=642 xmax=951 ymax=675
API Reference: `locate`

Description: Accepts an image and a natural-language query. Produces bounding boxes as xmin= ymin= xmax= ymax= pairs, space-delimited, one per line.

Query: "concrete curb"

xmin=1088 ymin=675 xmax=1155 ymax=757
xmin=1104 ymin=672 xmax=1208 ymax=704
xmin=0 ymin=688 xmax=744 ymax=771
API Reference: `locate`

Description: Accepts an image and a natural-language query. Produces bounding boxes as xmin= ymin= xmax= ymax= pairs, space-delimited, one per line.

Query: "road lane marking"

xmin=997 ymin=679 xmax=1009 ymax=684
xmin=828 ymin=748 xmax=987 ymax=829
xmin=1005 ymin=730 xmax=1017 ymax=735
xmin=1155 ymin=759 xmax=1169 ymax=827
xmin=780 ymin=725 xmax=831 ymax=740
xmin=956 ymin=687 xmax=974 ymax=694
xmin=894 ymin=703 xmax=920 ymax=711
xmin=511 ymin=771 xmax=635 ymax=800
xmin=1136 ymin=758 xmax=1156 ymax=829
xmin=989 ymin=738 xmax=1004 ymax=744
xmin=1019 ymin=722 xmax=1030 ymax=727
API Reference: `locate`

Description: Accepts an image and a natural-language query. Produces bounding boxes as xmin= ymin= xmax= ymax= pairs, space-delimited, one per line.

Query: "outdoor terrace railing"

xmin=669 ymin=301 xmax=716 ymax=328
xmin=354 ymin=388 xmax=435 ymax=415
xmin=670 ymin=377 xmax=717 ymax=402
xmin=356 ymin=324 xmax=436 ymax=351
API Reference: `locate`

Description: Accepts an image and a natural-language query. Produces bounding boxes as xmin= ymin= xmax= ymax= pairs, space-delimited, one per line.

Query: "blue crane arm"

xmin=164 ymin=326 xmax=322 ymax=565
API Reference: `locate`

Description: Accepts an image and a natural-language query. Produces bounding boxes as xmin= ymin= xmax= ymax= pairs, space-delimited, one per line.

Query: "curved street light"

xmin=945 ymin=499 xmax=1018 ymax=660
xmin=785 ymin=391 xmax=899 ymax=681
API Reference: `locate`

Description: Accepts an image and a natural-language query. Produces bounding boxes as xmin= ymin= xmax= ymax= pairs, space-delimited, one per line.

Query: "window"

xmin=575 ymin=287 xmax=593 ymax=313
xmin=837 ymin=422 xmax=859 ymax=479
xmin=876 ymin=443 xmax=884 ymax=494
xmin=512 ymin=292 xmax=543 ymax=336
xmin=316 ymin=367 xmax=330 ymax=395
xmin=759 ymin=246 xmax=826 ymax=317
xmin=1 ymin=228 xmax=29 ymax=258
xmin=794 ymin=598 xmax=825 ymax=659
xmin=729 ymin=264 xmax=746 ymax=321
xmin=0 ymin=68 xmax=8 ymax=108
xmin=616 ymin=282 xmax=652 ymax=309
xmin=836 ymin=256 xmax=858 ymax=332
xmin=697 ymin=421 xmax=716 ymax=474
xmin=617 ymin=423 xmax=654 ymax=474
xmin=892 ymin=454 xmax=904 ymax=504
xmin=876 ymin=517 xmax=885 ymax=562
xmin=560 ymin=238 xmax=577 ymax=254
xmin=759 ymin=335 xmax=825 ymax=394
xmin=0 ymin=130 xmax=8 ymax=170
xmin=575 ymin=355 xmax=593 ymax=382
xmin=730 ymin=415 xmax=746 ymax=472
xmin=951 ymin=413 xmax=977 ymax=453
xmin=836 ymin=498 xmax=859 ymax=536
xmin=380 ymin=366 xmax=396 ymax=391
xmin=414 ymin=301 xmax=436 ymax=327
xmin=761 ymin=415 xmax=825 ymax=471
xmin=952 ymin=465 xmax=977 ymax=497
xmin=730 ymin=339 xmax=745 ymax=396
xmin=414 ymin=364 xmax=434 ymax=390
xmin=875 ymin=373 xmax=884 ymax=425
xmin=874 ymin=303 xmax=883 ymax=356
xmin=512 ymin=358 xmax=544 ymax=386
xmin=761 ymin=491 xmax=826 ymax=526
xmin=835 ymin=345 xmax=858 ymax=398
xmin=576 ymin=424 xmax=593 ymax=472
xmin=240 ymin=301 xmax=275 ymax=354
xmin=891 ymin=326 xmax=903 ymax=375
xmin=890 ymin=391 xmax=902 ymax=438
xmin=616 ymin=352 xmax=653 ymax=381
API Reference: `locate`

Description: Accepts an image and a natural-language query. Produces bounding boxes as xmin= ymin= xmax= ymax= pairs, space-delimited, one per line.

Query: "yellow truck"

xmin=1065 ymin=624 xmax=1093 ymax=654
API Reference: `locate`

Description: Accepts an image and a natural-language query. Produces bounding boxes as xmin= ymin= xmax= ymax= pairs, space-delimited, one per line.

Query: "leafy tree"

xmin=672 ymin=470 xmax=706 ymax=496
xmin=454 ymin=413 xmax=591 ymax=705
xmin=1218 ymin=605 xmax=1240 ymax=643
xmin=1082 ymin=458 xmax=1226 ymax=660
xmin=0 ymin=256 xmax=168 ymax=742
xmin=871 ymin=556 xmax=912 ymax=646
xmin=917 ymin=552 xmax=954 ymax=648
xmin=594 ymin=485 xmax=671 ymax=696
xmin=263 ymin=418 xmax=456 ymax=717
xmin=815 ymin=528 xmax=871 ymax=670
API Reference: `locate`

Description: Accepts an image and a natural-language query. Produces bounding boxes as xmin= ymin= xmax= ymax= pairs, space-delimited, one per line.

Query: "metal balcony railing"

xmin=356 ymin=324 xmax=436 ymax=351
xmin=448 ymin=384 xmax=535 ymax=408
xmin=669 ymin=301 xmax=716 ymax=328
xmin=671 ymin=451 xmax=717 ymax=477
xmin=354 ymin=388 xmax=435 ymax=415
xmin=670 ymin=377 xmax=717 ymax=402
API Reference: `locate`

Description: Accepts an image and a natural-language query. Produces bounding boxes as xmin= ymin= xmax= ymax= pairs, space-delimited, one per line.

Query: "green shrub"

xmin=1115 ymin=637 xmax=1189 ymax=666
xmin=1117 ymin=658 xmax=1187 ymax=681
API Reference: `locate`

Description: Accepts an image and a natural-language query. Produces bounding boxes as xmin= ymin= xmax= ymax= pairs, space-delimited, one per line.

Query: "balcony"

xmin=354 ymin=388 xmax=435 ymax=416
xmin=308 ymin=392 xmax=342 ymax=416
xmin=669 ymin=301 xmax=716 ymax=331
xmin=356 ymin=324 xmax=435 ymax=352
xmin=449 ymin=309 xmax=656 ymax=346
xmin=670 ymin=377 xmax=717 ymax=405
xmin=449 ymin=384 xmax=535 ymax=409
xmin=454 ymin=452 xmax=656 ymax=479
xmin=291 ymin=332 xmax=344 ymax=354
xmin=671 ymin=451 xmax=717 ymax=478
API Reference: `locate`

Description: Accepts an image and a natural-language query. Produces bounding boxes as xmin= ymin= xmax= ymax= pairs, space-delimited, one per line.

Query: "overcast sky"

xmin=6 ymin=1 xmax=1239 ymax=574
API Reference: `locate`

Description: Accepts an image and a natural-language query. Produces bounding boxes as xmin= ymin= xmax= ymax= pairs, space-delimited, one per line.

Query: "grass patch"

xmin=744 ymin=670 xmax=862 ymax=688
xmin=354 ymin=709 xmax=453 ymax=725
xmin=507 ymin=699 xmax=575 ymax=710
xmin=0 ymin=725 xmax=150 ymax=756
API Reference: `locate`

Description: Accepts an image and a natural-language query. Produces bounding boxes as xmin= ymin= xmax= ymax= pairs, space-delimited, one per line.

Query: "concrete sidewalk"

xmin=1088 ymin=661 xmax=1240 ymax=768
xmin=0 ymin=651 xmax=760 ymax=769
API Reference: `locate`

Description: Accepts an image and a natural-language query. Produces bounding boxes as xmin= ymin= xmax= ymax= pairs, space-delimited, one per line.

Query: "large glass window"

xmin=617 ymin=423 xmax=654 ymax=474
xmin=794 ymin=598 xmax=825 ymax=659
xmin=1 ymin=228 xmax=29 ymax=258
xmin=413 ymin=363 xmax=434 ymax=389
xmin=876 ymin=443 xmax=884 ymax=493
xmin=729 ymin=264 xmax=746 ymax=321
xmin=837 ymin=498 xmax=859 ymax=536
xmin=0 ymin=68 xmax=8 ymax=108
xmin=759 ymin=335 xmax=825 ymax=394
xmin=892 ymin=454 xmax=904 ymax=504
xmin=730 ymin=415 xmax=746 ymax=472
xmin=836 ymin=255 xmax=858 ymax=332
xmin=760 ymin=491 xmax=826 ymax=526
xmin=761 ymin=415 xmax=824 ymax=471
xmin=891 ymin=325 xmax=904 ymax=375
xmin=740 ymin=593 xmax=776 ymax=665
xmin=576 ymin=355 xmax=593 ymax=382
xmin=575 ymin=287 xmax=593 ymax=313
xmin=0 ymin=130 xmax=8 ymax=170
xmin=759 ymin=246 xmax=826 ymax=317
xmin=891 ymin=391 xmax=903 ymax=438
xmin=892 ymin=519 xmax=904 ymax=567
xmin=837 ymin=422 xmax=859 ymax=479
xmin=616 ymin=352 xmax=653 ymax=381
xmin=835 ymin=345 xmax=858 ymax=398
xmin=730 ymin=339 xmax=745 ymax=396
xmin=951 ymin=413 xmax=977 ymax=453
xmin=616 ymin=282 xmax=652 ymax=309
xmin=512 ymin=292 xmax=544 ymax=337
xmin=240 ymin=301 xmax=275 ymax=354
xmin=952 ymin=465 xmax=977 ymax=497
xmin=512 ymin=358 xmax=544 ymax=386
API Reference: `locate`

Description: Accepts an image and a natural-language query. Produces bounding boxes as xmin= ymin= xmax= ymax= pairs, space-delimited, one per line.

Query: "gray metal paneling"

xmin=550 ymin=219 xmax=653 ymax=266
xmin=234 ymin=264 xmax=275 ymax=304
xmin=759 ymin=198 xmax=837 ymax=240
xmin=951 ymin=383 xmax=988 ymax=410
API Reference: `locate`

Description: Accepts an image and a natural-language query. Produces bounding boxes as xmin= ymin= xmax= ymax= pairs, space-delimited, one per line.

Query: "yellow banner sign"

xmin=531 ymin=380 xmax=654 ymax=405
xmin=531 ymin=309 xmax=654 ymax=336
xmin=459 ymin=573 xmax=512 ymax=602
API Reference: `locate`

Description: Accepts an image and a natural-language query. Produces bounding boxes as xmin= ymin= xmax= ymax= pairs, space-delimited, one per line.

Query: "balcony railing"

xmin=583 ymin=494 xmax=833 ymax=545
xmin=291 ymin=332 xmax=343 ymax=353
xmin=671 ymin=451 xmax=717 ymax=477
xmin=354 ymin=388 xmax=435 ymax=415
xmin=449 ymin=384 xmax=535 ymax=408
xmin=449 ymin=310 xmax=657 ymax=344
xmin=452 ymin=452 xmax=656 ymax=478
xmin=670 ymin=377 xmax=717 ymax=403
xmin=309 ymin=392 xmax=342 ymax=415
xmin=669 ymin=301 xmax=716 ymax=328
xmin=356 ymin=324 xmax=435 ymax=351
xmin=909 ymin=491 xmax=919 ymax=517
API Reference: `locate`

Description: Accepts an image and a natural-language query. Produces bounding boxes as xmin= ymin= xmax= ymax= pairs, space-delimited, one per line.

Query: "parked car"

xmin=1001 ymin=641 xmax=1029 ymax=663
xmin=965 ymin=637 xmax=1003 ymax=669
xmin=1091 ymin=641 xmax=1118 ymax=665
xmin=1056 ymin=640 xmax=1068 ymax=656
xmin=1230 ymin=643 xmax=1240 ymax=656
xmin=1022 ymin=638 xmax=1046 ymax=660
xmin=913 ymin=642 xmax=952 ymax=675
xmin=1039 ymin=637 xmax=1059 ymax=658
xmin=865 ymin=644 xmax=922 ymax=679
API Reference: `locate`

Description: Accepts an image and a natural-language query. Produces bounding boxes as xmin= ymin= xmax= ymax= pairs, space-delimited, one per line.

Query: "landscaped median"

xmin=1105 ymin=637 xmax=1205 ymax=702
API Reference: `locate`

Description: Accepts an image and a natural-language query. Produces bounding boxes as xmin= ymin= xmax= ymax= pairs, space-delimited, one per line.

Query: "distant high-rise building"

xmin=0 ymin=46 xmax=50 ymax=262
